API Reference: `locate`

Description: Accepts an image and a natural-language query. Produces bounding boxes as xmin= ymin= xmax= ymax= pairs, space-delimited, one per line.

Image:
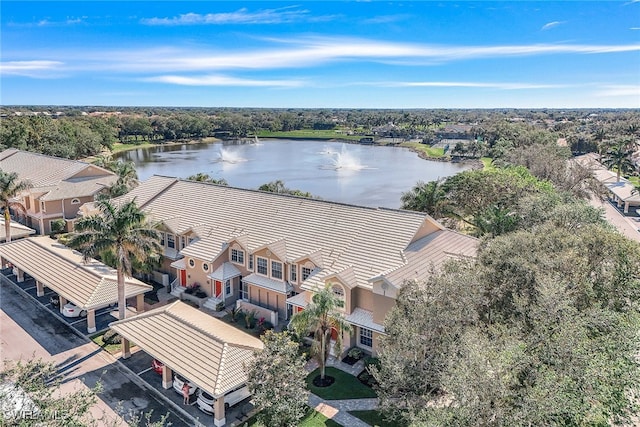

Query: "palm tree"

xmin=400 ymin=179 xmax=449 ymax=218
xmin=0 ymin=170 xmax=31 ymax=243
xmin=290 ymin=285 xmax=353 ymax=381
xmin=601 ymin=140 xmax=637 ymax=182
xmin=92 ymin=156 xmax=139 ymax=197
xmin=186 ymin=173 xmax=228 ymax=185
xmin=67 ymin=199 xmax=161 ymax=320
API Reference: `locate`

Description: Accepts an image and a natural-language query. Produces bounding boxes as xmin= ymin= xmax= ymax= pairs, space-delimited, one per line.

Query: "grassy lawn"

xmin=481 ymin=157 xmax=495 ymax=170
xmin=91 ymin=331 xmax=124 ymax=355
xmin=242 ymin=408 xmax=342 ymax=427
xmin=258 ymin=129 xmax=362 ymax=141
xmin=306 ymin=367 xmax=377 ymax=400
xmin=400 ymin=142 xmax=446 ymax=158
xmin=349 ymin=410 xmax=406 ymax=427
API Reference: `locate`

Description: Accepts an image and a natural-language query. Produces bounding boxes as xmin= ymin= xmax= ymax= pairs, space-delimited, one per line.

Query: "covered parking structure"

xmin=0 ymin=236 xmax=152 ymax=333
xmin=110 ymin=301 xmax=263 ymax=427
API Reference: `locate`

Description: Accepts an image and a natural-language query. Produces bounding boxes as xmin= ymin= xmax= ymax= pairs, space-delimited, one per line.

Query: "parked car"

xmin=61 ymin=302 xmax=87 ymax=318
xmin=151 ymin=359 xmax=164 ymax=375
xmin=196 ymin=385 xmax=250 ymax=415
xmin=173 ymin=374 xmax=198 ymax=396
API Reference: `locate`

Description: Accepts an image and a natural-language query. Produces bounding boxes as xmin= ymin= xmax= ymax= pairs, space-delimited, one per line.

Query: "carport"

xmin=110 ymin=301 xmax=263 ymax=427
xmin=0 ymin=236 xmax=152 ymax=333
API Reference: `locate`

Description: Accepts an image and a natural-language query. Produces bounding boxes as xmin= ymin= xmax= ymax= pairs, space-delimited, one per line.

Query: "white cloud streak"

xmin=541 ymin=21 xmax=565 ymax=31
xmin=141 ymin=7 xmax=313 ymax=25
xmin=388 ymin=81 xmax=565 ymax=90
xmin=143 ymin=74 xmax=304 ymax=87
xmin=0 ymin=60 xmax=63 ymax=76
xmin=593 ymin=85 xmax=640 ymax=97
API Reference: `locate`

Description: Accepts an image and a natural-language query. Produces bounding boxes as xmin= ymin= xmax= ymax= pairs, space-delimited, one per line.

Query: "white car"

xmin=61 ymin=302 xmax=87 ymax=318
xmin=196 ymin=386 xmax=250 ymax=414
xmin=173 ymin=374 xmax=198 ymax=397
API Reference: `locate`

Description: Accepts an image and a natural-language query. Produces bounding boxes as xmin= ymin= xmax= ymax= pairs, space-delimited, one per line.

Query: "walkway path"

xmin=590 ymin=197 xmax=640 ymax=243
xmin=305 ymin=357 xmax=379 ymax=427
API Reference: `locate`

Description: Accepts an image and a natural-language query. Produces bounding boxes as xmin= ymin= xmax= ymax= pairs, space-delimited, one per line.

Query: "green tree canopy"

xmin=0 ymin=169 xmax=32 ymax=242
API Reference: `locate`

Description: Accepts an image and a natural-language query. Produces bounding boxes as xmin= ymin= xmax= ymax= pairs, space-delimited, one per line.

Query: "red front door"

xmin=215 ymin=280 xmax=222 ymax=297
xmin=180 ymin=270 xmax=187 ymax=287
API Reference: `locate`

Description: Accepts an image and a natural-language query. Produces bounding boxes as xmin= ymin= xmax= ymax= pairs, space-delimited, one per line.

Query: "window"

xmin=239 ymin=282 xmax=248 ymax=300
xmin=257 ymin=257 xmax=268 ymax=275
xmin=248 ymin=255 xmax=254 ymax=270
xmin=40 ymin=201 xmax=46 ymax=213
xmin=302 ymin=267 xmax=312 ymax=281
xmin=203 ymin=263 xmax=209 ymax=272
xmin=231 ymin=249 xmax=244 ymax=264
xmin=160 ymin=232 xmax=166 ymax=247
xmin=167 ymin=234 xmax=175 ymax=249
xmin=71 ymin=198 xmax=80 ymax=205
xmin=188 ymin=258 xmax=195 ymax=268
xmin=289 ymin=264 xmax=297 ymax=282
xmin=180 ymin=236 xmax=186 ymax=249
xmin=332 ymin=285 xmax=344 ymax=300
xmin=359 ymin=328 xmax=373 ymax=348
xmin=271 ymin=261 xmax=283 ymax=280
xmin=225 ymin=279 xmax=232 ymax=296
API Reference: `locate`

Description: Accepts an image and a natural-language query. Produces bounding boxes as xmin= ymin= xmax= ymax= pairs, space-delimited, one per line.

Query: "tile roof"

xmin=0 ymin=220 xmax=36 ymax=242
xmin=345 ymin=308 xmax=385 ymax=333
xmin=109 ymin=301 xmax=263 ymax=397
xmin=209 ymin=262 xmax=242 ymax=281
xmin=380 ymin=230 xmax=478 ymax=287
xmin=0 ymin=236 xmax=151 ymax=309
xmin=286 ymin=291 xmax=310 ymax=308
xmin=130 ymin=177 xmax=434 ymax=289
xmin=0 ymin=149 xmax=115 ymax=190
xmin=243 ymin=273 xmax=292 ymax=293
xmin=39 ymin=175 xmax=117 ymax=200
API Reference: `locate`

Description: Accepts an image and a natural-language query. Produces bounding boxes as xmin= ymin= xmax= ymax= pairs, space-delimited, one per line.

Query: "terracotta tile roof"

xmin=0 ymin=236 xmax=151 ymax=309
xmin=110 ymin=301 xmax=263 ymax=397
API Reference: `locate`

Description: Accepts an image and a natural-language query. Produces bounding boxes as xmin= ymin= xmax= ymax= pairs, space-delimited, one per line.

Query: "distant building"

xmin=0 ymin=149 xmax=118 ymax=234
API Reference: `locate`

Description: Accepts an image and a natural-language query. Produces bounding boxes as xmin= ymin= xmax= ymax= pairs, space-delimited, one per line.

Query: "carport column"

xmin=16 ymin=268 xmax=24 ymax=283
xmin=36 ymin=281 xmax=45 ymax=297
xmin=162 ymin=366 xmax=173 ymax=389
xmin=59 ymin=296 xmax=67 ymax=313
xmin=87 ymin=310 xmax=96 ymax=334
xmin=121 ymin=338 xmax=131 ymax=359
xmin=136 ymin=294 xmax=145 ymax=314
xmin=214 ymin=398 xmax=225 ymax=427
xmin=624 ymin=201 xmax=629 ymax=213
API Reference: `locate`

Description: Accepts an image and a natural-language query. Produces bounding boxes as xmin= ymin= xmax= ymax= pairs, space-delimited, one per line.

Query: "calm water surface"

xmin=118 ymin=140 xmax=470 ymax=208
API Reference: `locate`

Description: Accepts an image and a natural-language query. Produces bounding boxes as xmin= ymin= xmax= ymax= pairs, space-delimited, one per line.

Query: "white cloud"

xmin=541 ymin=21 xmax=565 ymax=31
xmin=630 ymin=27 xmax=640 ymax=30
xmin=144 ymin=74 xmax=304 ymax=87
xmin=141 ymin=7 xmax=313 ymax=25
xmin=387 ymin=81 xmax=565 ymax=90
xmin=593 ymin=85 xmax=640 ymax=97
xmin=0 ymin=60 xmax=63 ymax=76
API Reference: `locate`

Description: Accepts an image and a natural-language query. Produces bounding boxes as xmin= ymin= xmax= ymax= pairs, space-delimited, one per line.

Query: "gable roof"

xmin=0 ymin=219 xmax=36 ymax=242
xmin=0 ymin=237 xmax=151 ymax=309
xmin=110 ymin=301 xmax=263 ymax=397
xmin=129 ymin=176 xmax=437 ymax=289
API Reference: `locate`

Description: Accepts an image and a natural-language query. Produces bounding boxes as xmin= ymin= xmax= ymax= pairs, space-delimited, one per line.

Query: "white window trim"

xmin=359 ymin=327 xmax=373 ymax=349
xmin=231 ymin=248 xmax=245 ymax=265
xmin=256 ymin=257 xmax=268 ymax=276
xmin=188 ymin=258 xmax=195 ymax=268
xmin=167 ymin=233 xmax=176 ymax=249
xmin=225 ymin=279 xmax=232 ymax=296
xmin=271 ymin=261 xmax=283 ymax=281
xmin=70 ymin=198 xmax=81 ymax=205
xmin=202 ymin=263 xmax=210 ymax=272
xmin=289 ymin=264 xmax=297 ymax=283
xmin=248 ymin=254 xmax=254 ymax=271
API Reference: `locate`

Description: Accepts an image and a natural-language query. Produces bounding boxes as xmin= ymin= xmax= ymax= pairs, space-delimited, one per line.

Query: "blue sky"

xmin=1 ymin=1 xmax=639 ymax=108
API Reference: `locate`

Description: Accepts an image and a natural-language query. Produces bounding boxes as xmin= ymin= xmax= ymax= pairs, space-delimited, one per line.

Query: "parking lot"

xmin=119 ymin=350 xmax=254 ymax=427
xmin=2 ymin=268 xmax=119 ymax=333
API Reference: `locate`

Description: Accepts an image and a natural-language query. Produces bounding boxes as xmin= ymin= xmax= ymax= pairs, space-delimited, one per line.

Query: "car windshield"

xmin=201 ymin=391 xmax=214 ymax=400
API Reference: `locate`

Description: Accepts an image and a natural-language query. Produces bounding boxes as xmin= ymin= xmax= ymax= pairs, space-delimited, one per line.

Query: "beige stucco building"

xmin=0 ymin=149 xmax=117 ymax=235
xmin=117 ymin=175 xmax=478 ymax=356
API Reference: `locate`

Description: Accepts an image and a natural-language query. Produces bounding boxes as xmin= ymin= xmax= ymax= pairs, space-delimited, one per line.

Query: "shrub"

xmin=103 ymin=329 xmax=122 ymax=345
xmin=363 ymin=356 xmax=381 ymax=371
xmin=244 ymin=310 xmax=257 ymax=329
xmin=347 ymin=347 xmax=365 ymax=360
xmin=227 ymin=307 xmax=242 ymax=322
xmin=215 ymin=300 xmax=225 ymax=311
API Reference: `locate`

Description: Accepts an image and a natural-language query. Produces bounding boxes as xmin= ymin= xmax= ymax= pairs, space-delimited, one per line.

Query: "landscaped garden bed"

xmin=242 ymin=407 xmax=342 ymax=427
xmin=306 ymin=367 xmax=377 ymax=400
xmin=349 ymin=410 xmax=406 ymax=427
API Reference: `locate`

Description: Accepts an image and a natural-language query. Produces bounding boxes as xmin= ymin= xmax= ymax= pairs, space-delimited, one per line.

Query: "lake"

xmin=117 ymin=139 xmax=470 ymax=208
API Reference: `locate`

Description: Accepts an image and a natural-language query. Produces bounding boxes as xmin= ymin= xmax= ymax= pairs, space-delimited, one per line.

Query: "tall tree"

xmin=290 ymin=285 xmax=353 ymax=381
xmin=0 ymin=169 xmax=31 ymax=242
xmin=400 ymin=179 xmax=448 ymax=218
xmin=246 ymin=331 xmax=309 ymax=427
xmin=67 ymin=199 xmax=161 ymax=320
xmin=185 ymin=173 xmax=228 ymax=185
xmin=601 ymin=139 xmax=637 ymax=182
xmin=375 ymin=223 xmax=640 ymax=426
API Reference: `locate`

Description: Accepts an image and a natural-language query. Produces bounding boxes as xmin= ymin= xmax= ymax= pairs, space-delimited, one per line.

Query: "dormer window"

xmin=302 ymin=267 xmax=312 ymax=281
xmin=289 ymin=264 xmax=297 ymax=282
xmin=167 ymin=234 xmax=175 ymax=249
xmin=231 ymin=248 xmax=244 ymax=265
xmin=271 ymin=261 xmax=283 ymax=280
xmin=257 ymin=257 xmax=268 ymax=275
